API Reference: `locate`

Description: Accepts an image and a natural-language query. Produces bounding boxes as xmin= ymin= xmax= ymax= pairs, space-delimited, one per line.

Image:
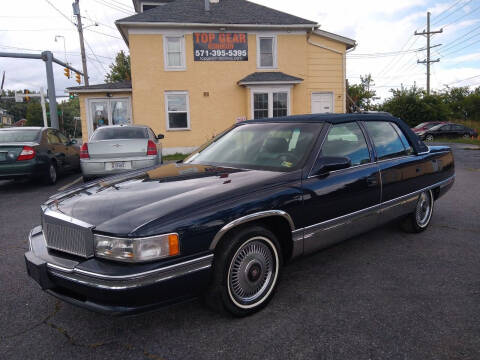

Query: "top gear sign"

xmin=193 ymin=33 xmax=248 ymax=61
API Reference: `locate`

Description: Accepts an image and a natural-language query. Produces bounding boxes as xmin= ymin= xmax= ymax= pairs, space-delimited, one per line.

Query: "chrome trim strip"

xmin=47 ymin=256 xmax=213 ymax=290
xmin=301 ymin=174 xmax=454 ymax=233
xmin=43 ymin=208 xmax=94 ymax=229
xmin=46 ymin=254 xmax=214 ymax=281
xmin=209 ymin=210 xmax=295 ymax=250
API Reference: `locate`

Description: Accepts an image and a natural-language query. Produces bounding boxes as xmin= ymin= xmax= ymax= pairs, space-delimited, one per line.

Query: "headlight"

xmin=94 ymin=233 xmax=180 ymax=262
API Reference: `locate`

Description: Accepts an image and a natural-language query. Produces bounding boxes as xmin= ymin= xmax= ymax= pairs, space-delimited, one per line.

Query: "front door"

xmin=301 ymin=121 xmax=381 ymax=254
xmin=311 ymin=92 xmax=333 ymax=114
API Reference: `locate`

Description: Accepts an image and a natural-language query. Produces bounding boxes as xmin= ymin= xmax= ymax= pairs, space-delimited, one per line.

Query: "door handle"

xmin=366 ymin=175 xmax=378 ymax=186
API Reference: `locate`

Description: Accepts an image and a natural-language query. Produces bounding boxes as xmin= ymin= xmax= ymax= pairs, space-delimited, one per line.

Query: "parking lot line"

xmin=57 ymin=176 xmax=83 ymax=191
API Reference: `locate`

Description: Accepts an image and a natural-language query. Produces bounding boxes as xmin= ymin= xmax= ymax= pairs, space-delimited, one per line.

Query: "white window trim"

xmin=85 ymin=96 xmax=132 ymax=139
xmin=164 ymin=91 xmax=190 ymax=131
xmin=163 ymin=35 xmax=186 ymax=71
xmin=249 ymin=86 xmax=291 ymax=119
xmin=256 ymin=35 xmax=277 ymax=69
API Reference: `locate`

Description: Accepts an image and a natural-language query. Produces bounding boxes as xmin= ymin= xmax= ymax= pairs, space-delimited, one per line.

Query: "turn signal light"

xmin=147 ymin=140 xmax=157 ymax=155
xmin=168 ymin=234 xmax=179 ymax=256
xmin=80 ymin=143 xmax=89 ymax=159
xmin=17 ymin=146 xmax=35 ymax=161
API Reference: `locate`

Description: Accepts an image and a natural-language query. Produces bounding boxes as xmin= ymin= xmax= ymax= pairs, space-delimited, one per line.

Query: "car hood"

xmin=46 ymin=163 xmax=288 ymax=235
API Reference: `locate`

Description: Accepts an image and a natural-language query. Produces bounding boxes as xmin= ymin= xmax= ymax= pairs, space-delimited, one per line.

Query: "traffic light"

xmin=24 ymin=89 xmax=30 ymax=102
xmin=69 ymin=93 xmax=75 ymax=100
xmin=64 ymin=67 xmax=70 ymax=79
xmin=75 ymin=73 xmax=81 ymax=84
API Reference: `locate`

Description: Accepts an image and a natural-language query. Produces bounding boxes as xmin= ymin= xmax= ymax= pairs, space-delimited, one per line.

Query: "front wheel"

xmin=401 ymin=189 xmax=434 ymax=233
xmin=463 ymin=133 xmax=469 ymax=138
xmin=206 ymin=226 xmax=282 ymax=317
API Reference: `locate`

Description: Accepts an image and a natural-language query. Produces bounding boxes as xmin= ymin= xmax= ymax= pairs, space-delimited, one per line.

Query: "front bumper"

xmin=25 ymin=226 xmax=213 ymax=315
xmin=80 ymin=156 xmax=159 ymax=177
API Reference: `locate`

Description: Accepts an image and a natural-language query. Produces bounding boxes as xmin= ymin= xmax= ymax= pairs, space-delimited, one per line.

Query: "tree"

xmin=25 ymin=101 xmax=44 ymax=126
xmin=347 ymin=74 xmax=378 ymax=112
xmin=105 ymin=51 xmax=131 ymax=83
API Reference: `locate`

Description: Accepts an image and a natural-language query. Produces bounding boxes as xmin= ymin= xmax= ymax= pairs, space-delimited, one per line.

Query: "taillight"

xmin=17 ymin=146 xmax=36 ymax=161
xmin=147 ymin=140 xmax=157 ymax=156
xmin=80 ymin=143 xmax=89 ymax=159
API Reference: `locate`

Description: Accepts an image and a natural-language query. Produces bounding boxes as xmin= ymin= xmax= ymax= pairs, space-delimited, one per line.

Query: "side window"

xmin=57 ymin=131 xmax=69 ymax=145
xmin=365 ymin=121 xmax=408 ymax=160
xmin=390 ymin=123 xmax=413 ymax=155
xmin=47 ymin=130 xmax=61 ymax=144
xmin=322 ymin=122 xmax=371 ymax=166
xmin=452 ymin=125 xmax=463 ymax=131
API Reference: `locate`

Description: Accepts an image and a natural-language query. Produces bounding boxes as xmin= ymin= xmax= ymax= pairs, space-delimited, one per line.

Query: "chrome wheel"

xmin=227 ymin=236 xmax=279 ymax=309
xmin=463 ymin=133 xmax=469 ymax=138
xmin=415 ymin=190 xmax=433 ymax=228
xmin=425 ymin=134 xmax=434 ymax=142
xmin=49 ymin=164 xmax=57 ymax=184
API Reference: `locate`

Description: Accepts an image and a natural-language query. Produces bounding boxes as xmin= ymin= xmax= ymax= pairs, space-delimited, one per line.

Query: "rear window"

xmin=0 ymin=129 xmax=40 ymax=143
xmin=365 ymin=121 xmax=408 ymax=160
xmin=91 ymin=127 xmax=148 ymax=141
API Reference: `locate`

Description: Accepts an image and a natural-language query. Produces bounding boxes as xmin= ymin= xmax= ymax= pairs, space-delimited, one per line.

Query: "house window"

xmin=165 ymin=92 xmax=190 ymax=130
xmin=252 ymin=89 xmax=289 ymax=119
xmin=164 ymin=36 xmax=185 ymax=70
xmin=257 ymin=36 xmax=276 ymax=68
xmin=253 ymin=93 xmax=269 ymax=119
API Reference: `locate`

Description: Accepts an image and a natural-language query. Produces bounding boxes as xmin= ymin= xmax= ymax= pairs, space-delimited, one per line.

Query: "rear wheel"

xmin=463 ymin=133 xmax=469 ymax=138
xmin=425 ymin=134 xmax=434 ymax=142
xmin=44 ymin=162 xmax=57 ymax=185
xmin=401 ymin=189 xmax=434 ymax=233
xmin=206 ymin=225 xmax=282 ymax=317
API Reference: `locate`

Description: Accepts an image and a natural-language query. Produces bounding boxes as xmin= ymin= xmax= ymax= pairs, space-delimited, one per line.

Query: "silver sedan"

xmin=80 ymin=125 xmax=163 ymax=181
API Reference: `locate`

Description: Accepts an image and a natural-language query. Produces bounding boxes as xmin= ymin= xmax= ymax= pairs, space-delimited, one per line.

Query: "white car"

xmin=80 ymin=125 xmax=163 ymax=181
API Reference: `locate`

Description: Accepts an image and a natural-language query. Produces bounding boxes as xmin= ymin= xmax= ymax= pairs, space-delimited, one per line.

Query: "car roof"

xmin=238 ymin=112 xmax=397 ymax=125
xmin=94 ymin=124 xmax=149 ymax=129
xmin=0 ymin=127 xmax=44 ymax=130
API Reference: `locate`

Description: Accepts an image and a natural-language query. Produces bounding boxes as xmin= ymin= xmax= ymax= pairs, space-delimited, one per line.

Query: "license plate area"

xmin=105 ymin=161 xmax=132 ymax=170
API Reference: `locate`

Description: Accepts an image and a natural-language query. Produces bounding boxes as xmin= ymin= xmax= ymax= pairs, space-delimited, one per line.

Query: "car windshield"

xmin=184 ymin=122 xmax=321 ymax=171
xmin=91 ymin=127 xmax=148 ymax=141
xmin=0 ymin=129 xmax=40 ymax=143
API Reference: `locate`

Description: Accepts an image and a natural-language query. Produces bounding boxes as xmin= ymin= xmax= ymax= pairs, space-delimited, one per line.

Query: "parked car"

xmin=80 ymin=125 xmax=164 ymax=181
xmin=418 ymin=123 xmax=478 ymax=141
xmin=412 ymin=121 xmax=446 ymax=134
xmin=25 ymin=113 xmax=454 ymax=316
xmin=0 ymin=127 xmax=80 ymax=184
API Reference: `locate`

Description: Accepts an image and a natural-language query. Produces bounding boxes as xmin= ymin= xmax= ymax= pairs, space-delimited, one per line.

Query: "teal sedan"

xmin=0 ymin=127 xmax=80 ymax=184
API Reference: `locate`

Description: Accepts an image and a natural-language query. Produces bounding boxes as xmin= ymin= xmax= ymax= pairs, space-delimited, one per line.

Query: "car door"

xmin=46 ymin=129 xmax=68 ymax=171
xmin=57 ymin=130 xmax=79 ymax=169
xmin=301 ymin=121 xmax=381 ymax=254
xmin=437 ymin=124 xmax=452 ymax=138
xmin=451 ymin=124 xmax=465 ymax=138
xmin=363 ymin=121 xmax=426 ymax=223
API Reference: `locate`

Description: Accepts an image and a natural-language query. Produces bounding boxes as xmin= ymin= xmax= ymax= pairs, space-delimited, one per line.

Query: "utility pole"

xmin=415 ymin=12 xmax=443 ymax=95
xmin=73 ymin=0 xmax=89 ymax=86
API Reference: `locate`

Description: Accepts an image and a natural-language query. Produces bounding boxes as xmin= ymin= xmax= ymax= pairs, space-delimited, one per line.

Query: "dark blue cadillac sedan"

xmin=25 ymin=113 xmax=455 ymax=316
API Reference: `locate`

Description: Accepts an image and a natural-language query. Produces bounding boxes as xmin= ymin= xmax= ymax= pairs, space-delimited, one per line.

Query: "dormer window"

xmin=134 ymin=0 xmax=173 ymax=13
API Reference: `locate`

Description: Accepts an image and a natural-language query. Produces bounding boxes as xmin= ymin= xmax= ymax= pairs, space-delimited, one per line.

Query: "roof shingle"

xmin=67 ymin=81 xmax=132 ymax=92
xmin=238 ymin=72 xmax=303 ymax=85
xmin=118 ymin=0 xmax=317 ymax=26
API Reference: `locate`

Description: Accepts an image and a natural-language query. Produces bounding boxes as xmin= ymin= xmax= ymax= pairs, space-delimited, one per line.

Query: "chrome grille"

xmin=42 ymin=209 xmax=94 ymax=258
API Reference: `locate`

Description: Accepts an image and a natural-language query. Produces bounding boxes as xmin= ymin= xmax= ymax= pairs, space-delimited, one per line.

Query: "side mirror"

xmin=311 ymin=156 xmax=351 ymax=175
xmin=69 ymin=139 xmax=78 ymax=145
xmin=157 ymin=134 xmax=165 ymax=140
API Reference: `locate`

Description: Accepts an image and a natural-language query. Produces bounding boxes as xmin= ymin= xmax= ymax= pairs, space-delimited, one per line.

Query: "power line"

xmin=92 ymin=0 xmax=134 ymax=15
xmin=441 ymin=37 xmax=480 ymax=57
xmin=43 ymin=0 xmax=76 ymax=25
xmin=432 ymin=0 xmax=465 ymax=25
xmin=347 ymin=46 xmax=429 ymax=59
xmin=85 ymin=27 xmax=122 ymax=40
xmin=446 ymin=74 xmax=480 ymax=85
xmin=441 ymin=23 xmax=480 ymax=51
xmin=442 ymin=3 xmax=480 ymax=28
xmin=433 ymin=0 xmax=473 ymax=25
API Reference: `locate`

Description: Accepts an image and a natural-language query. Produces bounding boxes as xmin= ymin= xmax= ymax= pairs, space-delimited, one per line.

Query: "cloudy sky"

xmin=1 ymin=0 xmax=479 ymax=100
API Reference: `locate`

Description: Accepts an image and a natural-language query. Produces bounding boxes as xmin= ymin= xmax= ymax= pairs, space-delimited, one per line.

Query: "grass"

xmin=430 ymin=137 xmax=480 ymax=146
xmin=163 ymin=153 xmax=190 ymax=162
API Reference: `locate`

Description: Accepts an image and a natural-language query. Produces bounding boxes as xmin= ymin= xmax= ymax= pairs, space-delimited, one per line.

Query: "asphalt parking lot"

xmin=1 ymin=143 xmax=479 ymax=360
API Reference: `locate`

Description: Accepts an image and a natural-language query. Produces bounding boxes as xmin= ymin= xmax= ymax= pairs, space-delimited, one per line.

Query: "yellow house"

xmin=69 ymin=0 xmax=356 ymax=154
